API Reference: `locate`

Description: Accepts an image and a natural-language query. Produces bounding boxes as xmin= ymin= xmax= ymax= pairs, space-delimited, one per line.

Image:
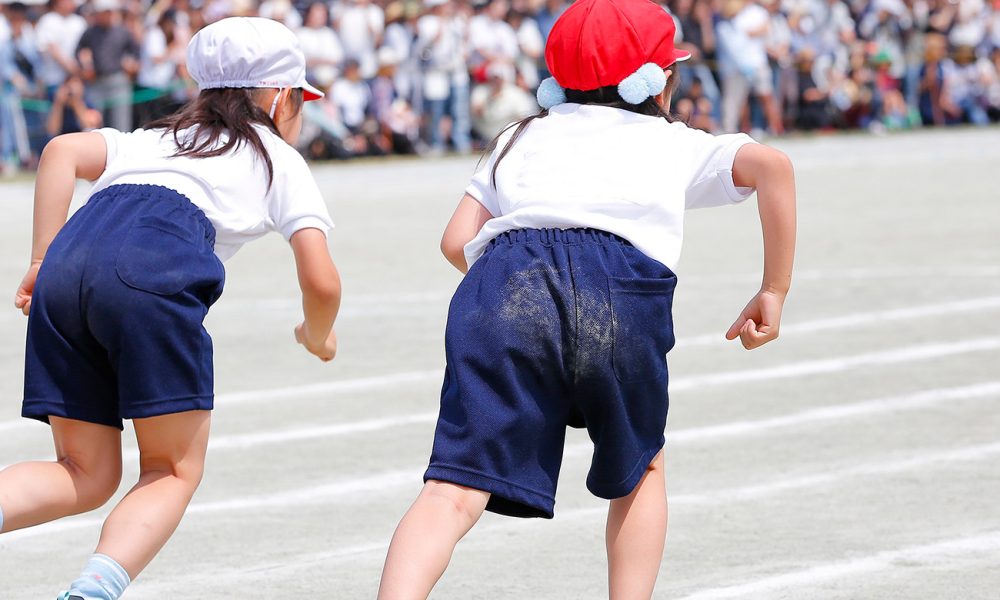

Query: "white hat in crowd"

xmin=187 ymin=16 xmax=324 ymax=100
xmin=91 ymin=0 xmax=122 ymax=12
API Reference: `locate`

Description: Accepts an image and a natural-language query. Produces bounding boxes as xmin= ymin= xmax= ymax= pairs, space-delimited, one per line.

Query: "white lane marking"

xmin=665 ymin=381 xmax=1000 ymax=444
xmin=674 ymin=531 xmax=1000 ymax=600
xmin=2 ymin=297 xmax=999 ymax=435
xmin=8 ymin=415 xmax=1000 ymax=546
xmin=671 ymin=337 xmax=1000 ymax=392
xmin=678 ymin=296 xmax=1000 ymax=346
xmin=122 ymin=441 xmax=1000 ymax=593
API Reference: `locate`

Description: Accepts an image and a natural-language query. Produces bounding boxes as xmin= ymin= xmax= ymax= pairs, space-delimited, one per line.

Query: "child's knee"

xmin=423 ymin=480 xmax=488 ymax=523
xmin=61 ymin=456 xmax=122 ymax=510
xmin=138 ymin=454 xmax=204 ymax=489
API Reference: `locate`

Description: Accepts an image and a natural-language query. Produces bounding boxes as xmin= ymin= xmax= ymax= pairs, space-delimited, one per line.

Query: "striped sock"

xmin=66 ymin=554 xmax=130 ymax=600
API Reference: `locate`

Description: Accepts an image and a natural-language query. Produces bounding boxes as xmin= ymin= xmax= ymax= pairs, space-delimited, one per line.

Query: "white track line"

xmin=1 ymin=298 xmax=998 ymax=434
xmin=123 ymin=441 xmax=1000 ymax=593
xmin=7 ymin=394 xmax=1000 ymax=545
xmin=671 ymin=337 xmax=1000 ymax=392
xmin=674 ymin=531 xmax=1000 ymax=600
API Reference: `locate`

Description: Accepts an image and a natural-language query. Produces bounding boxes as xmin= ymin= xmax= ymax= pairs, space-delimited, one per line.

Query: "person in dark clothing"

xmin=76 ymin=0 xmax=139 ymax=131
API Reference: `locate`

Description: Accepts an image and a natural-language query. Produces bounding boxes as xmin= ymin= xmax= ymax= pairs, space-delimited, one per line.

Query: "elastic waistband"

xmin=89 ymin=183 xmax=217 ymax=246
xmin=487 ymin=228 xmax=632 ymax=250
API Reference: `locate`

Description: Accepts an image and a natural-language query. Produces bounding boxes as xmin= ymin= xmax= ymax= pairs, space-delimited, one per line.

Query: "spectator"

xmin=76 ymin=0 xmax=140 ymax=132
xmin=717 ymin=0 xmax=784 ymax=134
xmin=507 ymin=10 xmax=542 ymax=89
xmin=468 ymin=0 xmax=518 ymax=84
xmin=535 ymin=0 xmax=567 ymax=42
xmin=334 ymin=0 xmax=384 ymax=79
xmin=370 ymin=46 xmax=420 ymax=153
xmin=918 ymin=32 xmax=948 ymax=125
xmin=297 ymin=1 xmax=344 ymax=89
xmin=674 ymin=75 xmax=717 ymax=132
xmin=670 ymin=0 xmax=721 ymax=117
xmin=943 ymin=44 xmax=990 ymax=125
xmin=259 ymin=0 xmax=302 ymax=28
xmin=382 ymin=1 xmax=419 ymax=107
xmin=1 ymin=1 xmax=40 ymax=173
xmin=35 ymin=0 xmax=86 ymax=99
xmin=136 ymin=9 xmax=184 ymax=124
xmin=416 ymin=0 xmax=471 ymax=152
xmin=469 ymin=61 xmax=535 ymax=140
xmin=45 ymin=73 xmax=102 ymax=136
xmin=793 ymin=46 xmax=832 ymax=130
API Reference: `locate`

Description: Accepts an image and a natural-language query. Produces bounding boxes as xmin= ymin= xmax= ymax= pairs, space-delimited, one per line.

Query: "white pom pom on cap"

xmin=536 ymin=77 xmax=567 ymax=110
xmin=617 ymin=62 xmax=668 ymax=104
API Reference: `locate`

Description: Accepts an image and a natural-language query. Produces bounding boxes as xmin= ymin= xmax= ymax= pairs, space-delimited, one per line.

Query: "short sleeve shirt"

xmin=93 ymin=125 xmax=333 ymax=261
xmin=463 ymin=103 xmax=755 ymax=269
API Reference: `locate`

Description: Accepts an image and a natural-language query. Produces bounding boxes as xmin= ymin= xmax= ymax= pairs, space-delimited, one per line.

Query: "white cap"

xmin=187 ymin=17 xmax=324 ymax=100
xmin=91 ymin=0 xmax=122 ymax=12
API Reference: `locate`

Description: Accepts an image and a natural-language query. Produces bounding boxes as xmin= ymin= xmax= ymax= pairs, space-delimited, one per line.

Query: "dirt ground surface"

xmin=1 ymin=126 xmax=998 ymax=599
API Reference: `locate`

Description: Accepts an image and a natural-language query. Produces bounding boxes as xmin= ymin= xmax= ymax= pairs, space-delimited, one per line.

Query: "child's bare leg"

xmin=378 ymin=480 xmax=490 ymax=600
xmin=606 ymin=450 xmax=667 ymax=600
xmin=0 ymin=417 xmax=122 ymax=532
xmin=93 ymin=410 xmax=210 ymax=577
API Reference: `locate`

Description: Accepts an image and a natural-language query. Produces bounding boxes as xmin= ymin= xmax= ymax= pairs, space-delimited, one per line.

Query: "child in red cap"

xmin=378 ymin=0 xmax=796 ymax=597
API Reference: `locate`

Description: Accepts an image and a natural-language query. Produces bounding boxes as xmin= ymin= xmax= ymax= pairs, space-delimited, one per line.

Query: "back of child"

xmin=378 ymin=0 xmax=796 ymax=598
xmin=1 ymin=17 xmax=341 ymax=600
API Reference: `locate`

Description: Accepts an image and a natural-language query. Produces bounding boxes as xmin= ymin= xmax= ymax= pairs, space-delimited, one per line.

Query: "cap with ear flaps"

xmin=187 ymin=17 xmax=324 ymax=101
xmin=536 ymin=0 xmax=690 ymax=109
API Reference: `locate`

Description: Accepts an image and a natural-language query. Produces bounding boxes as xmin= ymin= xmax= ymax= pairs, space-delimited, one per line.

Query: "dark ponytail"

xmin=145 ymin=87 xmax=304 ymax=188
xmin=488 ymin=68 xmax=680 ymax=188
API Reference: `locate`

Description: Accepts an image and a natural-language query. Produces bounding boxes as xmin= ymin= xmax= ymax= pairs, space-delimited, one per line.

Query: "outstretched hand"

xmin=14 ymin=262 xmax=41 ymax=317
xmin=725 ymin=290 xmax=785 ymax=350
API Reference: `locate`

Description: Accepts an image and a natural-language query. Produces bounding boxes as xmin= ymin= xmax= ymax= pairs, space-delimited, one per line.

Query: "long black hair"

xmin=488 ymin=69 xmax=680 ymax=188
xmin=145 ymin=87 xmax=304 ymax=188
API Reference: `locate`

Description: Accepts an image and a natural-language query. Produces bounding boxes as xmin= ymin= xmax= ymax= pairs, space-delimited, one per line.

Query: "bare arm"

xmin=725 ymin=143 xmax=796 ymax=349
xmin=441 ymin=193 xmax=493 ymax=273
xmin=290 ymin=228 xmax=342 ymax=362
xmin=14 ymin=132 xmax=107 ymax=315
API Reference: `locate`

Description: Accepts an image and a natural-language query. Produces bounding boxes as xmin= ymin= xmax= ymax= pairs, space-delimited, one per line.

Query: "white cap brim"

xmin=302 ymin=81 xmax=324 ymax=101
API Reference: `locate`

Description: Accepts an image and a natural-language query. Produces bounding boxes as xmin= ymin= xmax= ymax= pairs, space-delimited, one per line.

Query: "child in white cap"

xmin=0 ymin=17 xmax=339 ymax=600
xmin=377 ymin=0 xmax=796 ymax=598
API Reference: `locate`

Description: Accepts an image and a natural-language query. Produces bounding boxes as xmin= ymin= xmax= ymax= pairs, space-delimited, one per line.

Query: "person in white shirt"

xmin=297 ymin=1 xmax=344 ymax=89
xmin=416 ymin=0 xmax=471 ymax=151
xmin=34 ymin=0 xmax=87 ymax=95
xmin=467 ymin=0 xmax=519 ymax=75
xmin=469 ymin=62 xmax=536 ymax=139
xmin=2 ymin=18 xmax=340 ymax=600
xmin=716 ymin=0 xmax=783 ymax=133
xmin=330 ymin=58 xmax=371 ymax=130
xmin=377 ymin=1 xmax=796 ymax=598
xmin=334 ymin=0 xmax=384 ymax=79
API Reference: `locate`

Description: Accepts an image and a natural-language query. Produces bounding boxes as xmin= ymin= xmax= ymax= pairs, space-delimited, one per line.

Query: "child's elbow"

xmin=303 ymin=271 xmax=342 ymax=306
xmin=440 ymin=235 xmax=466 ymax=266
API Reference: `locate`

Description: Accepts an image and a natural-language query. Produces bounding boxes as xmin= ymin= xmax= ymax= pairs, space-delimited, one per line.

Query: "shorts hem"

xmin=121 ymin=395 xmax=214 ymax=419
xmin=22 ymin=401 xmax=123 ymax=430
xmin=424 ymin=463 xmax=555 ymax=519
xmin=587 ymin=438 xmax=665 ymax=500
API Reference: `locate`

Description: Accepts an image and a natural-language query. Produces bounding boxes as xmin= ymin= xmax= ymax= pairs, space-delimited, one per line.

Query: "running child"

xmin=0 ymin=17 xmax=340 ymax=600
xmin=377 ymin=0 xmax=796 ymax=597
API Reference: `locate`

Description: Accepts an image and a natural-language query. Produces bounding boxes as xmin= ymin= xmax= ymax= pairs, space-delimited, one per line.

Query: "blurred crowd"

xmin=2 ymin=0 xmax=1000 ymax=172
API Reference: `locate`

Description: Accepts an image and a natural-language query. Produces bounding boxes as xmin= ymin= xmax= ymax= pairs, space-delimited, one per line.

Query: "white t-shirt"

xmin=34 ymin=11 xmax=87 ymax=87
xmin=335 ymin=3 xmax=384 ymax=79
xmin=463 ymin=104 xmax=756 ymax=269
xmin=330 ymin=79 xmax=370 ymax=128
xmin=92 ymin=126 xmax=333 ymax=261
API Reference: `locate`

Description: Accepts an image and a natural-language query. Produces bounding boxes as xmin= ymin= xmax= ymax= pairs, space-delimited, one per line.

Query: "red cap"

xmin=544 ymin=0 xmax=691 ymax=92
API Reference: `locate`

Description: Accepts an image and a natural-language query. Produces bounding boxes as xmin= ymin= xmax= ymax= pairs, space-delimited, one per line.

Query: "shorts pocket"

xmin=116 ymin=215 xmax=206 ymax=296
xmin=609 ymin=276 xmax=677 ymax=383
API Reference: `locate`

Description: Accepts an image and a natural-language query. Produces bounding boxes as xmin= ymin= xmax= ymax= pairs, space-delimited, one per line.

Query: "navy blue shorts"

xmin=22 ymin=184 xmax=225 ymax=429
xmin=425 ymin=228 xmax=677 ymax=518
